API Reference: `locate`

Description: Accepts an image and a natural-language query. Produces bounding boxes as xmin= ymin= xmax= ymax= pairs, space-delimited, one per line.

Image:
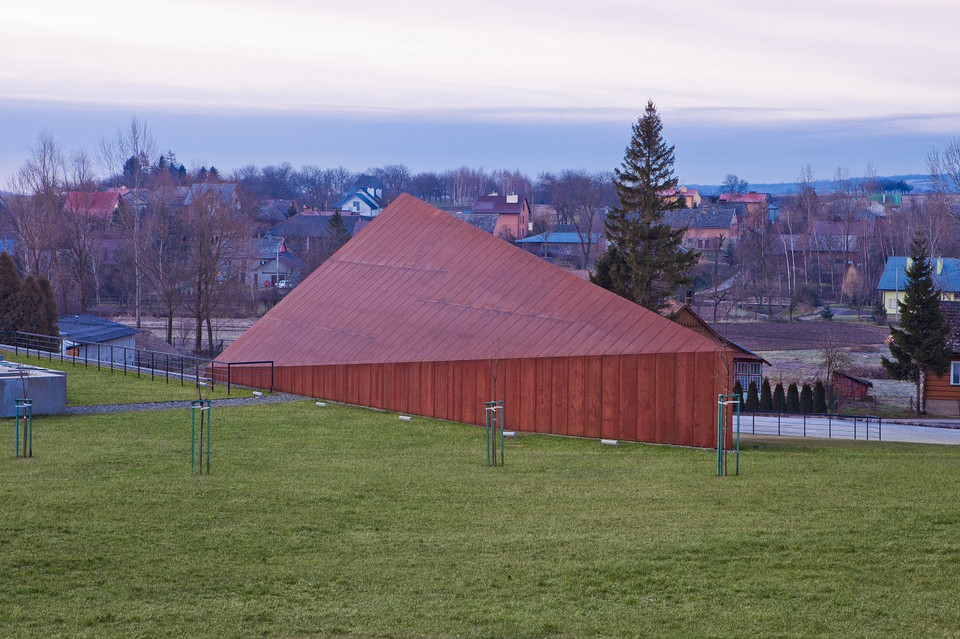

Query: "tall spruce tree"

xmin=882 ymin=233 xmax=950 ymax=415
xmin=591 ymin=100 xmax=697 ymax=311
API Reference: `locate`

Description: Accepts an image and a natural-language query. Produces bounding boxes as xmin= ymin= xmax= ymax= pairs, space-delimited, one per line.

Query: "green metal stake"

xmin=15 ymin=399 xmax=33 ymax=458
xmin=716 ymin=394 xmax=742 ymax=477
xmin=485 ymin=401 xmax=504 ymax=466
xmin=191 ymin=399 xmax=212 ymax=474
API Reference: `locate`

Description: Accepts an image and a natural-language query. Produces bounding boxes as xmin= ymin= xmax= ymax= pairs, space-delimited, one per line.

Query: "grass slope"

xmin=3 ymin=400 xmax=960 ymax=637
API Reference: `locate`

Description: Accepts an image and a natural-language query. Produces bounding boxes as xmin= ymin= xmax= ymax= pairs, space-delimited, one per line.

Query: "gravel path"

xmin=66 ymin=392 xmax=313 ymax=415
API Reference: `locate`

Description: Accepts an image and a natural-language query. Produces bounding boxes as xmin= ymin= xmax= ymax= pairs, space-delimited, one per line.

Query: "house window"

xmin=888 ymin=298 xmax=896 ymax=309
xmin=951 ymin=362 xmax=960 ymax=386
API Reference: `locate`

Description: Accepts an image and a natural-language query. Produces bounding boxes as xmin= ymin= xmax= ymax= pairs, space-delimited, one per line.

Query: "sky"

xmin=2 ymin=0 xmax=960 ymax=185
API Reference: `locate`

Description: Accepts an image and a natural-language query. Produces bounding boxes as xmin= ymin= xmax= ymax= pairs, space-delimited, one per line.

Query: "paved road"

xmin=738 ymin=414 xmax=960 ymax=445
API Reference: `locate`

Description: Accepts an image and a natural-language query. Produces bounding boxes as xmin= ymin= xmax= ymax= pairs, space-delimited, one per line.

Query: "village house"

xmin=922 ymin=301 xmax=960 ymax=416
xmin=660 ymin=186 xmax=701 ymax=209
xmin=472 ymin=194 xmax=531 ymax=240
xmin=662 ymin=300 xmax=769 ymax=391
xmin=877 ymin=257 xmax=960 ymax=319
xmin=513 ymin=225 xmax=606 ymax=268
xmin=718 ymin=191 xmax=774 ymax=228
xmin=664 ymin=206 xmax=740 ymax=253
xmin=265 ymin=211 xmax=369 ymax=257
xmin=337 ymin=175 xmax=384 ymax=216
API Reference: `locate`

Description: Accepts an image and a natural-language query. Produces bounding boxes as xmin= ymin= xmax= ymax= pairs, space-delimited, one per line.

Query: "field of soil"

xmin=709 ymin=319 xmax=890 ymax=351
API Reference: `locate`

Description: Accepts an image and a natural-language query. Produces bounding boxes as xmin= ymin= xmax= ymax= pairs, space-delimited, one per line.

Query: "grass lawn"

xmin=3 ymin=396 xmax=960 ymax=637
xmin=1 ymin=350 xmax=234 ymax=405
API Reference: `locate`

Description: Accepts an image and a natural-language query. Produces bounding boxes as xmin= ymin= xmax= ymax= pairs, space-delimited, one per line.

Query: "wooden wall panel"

xmin=250 ymin=350 xmax=723 ymax=448
xmin=450 ymin=362 xmax=463 ymax=424
xmin=673 ymin=352 xmax=694 ymax=446
xmin=619 ymin=355 xmax=638 ymax=441
xmin=460 ymin=361 xmax=479 ymax=426
xmin=655 ymin=354 xmax=676 ymax=445
xmin=601 ymin=355 xmax=619 ymax=440
xmin=535 ymin=358 xmax=552 ymax=433
xmin=551 ymin=358 xmax=568 ymax=436
xmin=567 ymin=356 xmax=585 ymax=438
xmin=358 ymin=364 xmax=371 ymax=408
xmin=584 ymin=356 xmax=602 ymax=438
xmin=520 ymin=359 xmax=537 ymax=431
xmin=419 ymin=361 xmax=434 ymax=419
xmin=504 ymin=359 xmax=521 ymax=435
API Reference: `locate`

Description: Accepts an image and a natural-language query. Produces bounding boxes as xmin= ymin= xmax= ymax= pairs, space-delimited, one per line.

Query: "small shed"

xmin=832 ymin=371 xmax=873 ymax=401
xmin=58 ymin=314 xmax=140 ymax=366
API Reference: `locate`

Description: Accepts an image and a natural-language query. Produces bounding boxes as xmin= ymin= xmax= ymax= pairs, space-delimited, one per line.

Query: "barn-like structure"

xmin=219 ymin=194 xmax=732 ymax=448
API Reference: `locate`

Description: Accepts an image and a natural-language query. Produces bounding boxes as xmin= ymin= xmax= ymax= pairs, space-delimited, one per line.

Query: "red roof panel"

xmin=219 ymin=194 xmax=723 ymax=366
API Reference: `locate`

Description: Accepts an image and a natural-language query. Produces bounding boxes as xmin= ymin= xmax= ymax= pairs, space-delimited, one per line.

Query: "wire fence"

xmin=0 ymin=331 xmax=273 ymax=394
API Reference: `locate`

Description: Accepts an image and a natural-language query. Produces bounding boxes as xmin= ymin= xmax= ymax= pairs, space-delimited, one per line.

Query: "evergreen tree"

xmin=800 ymin=383 xmax=813 ymax=413
xmin=37 ymin=275 xmax=59 ymax=337
xmin=10 ymin=276 xmax=46 ymax=335
xmin=760 ymin=378 xmax=773 ymax=411
xmin=786 ymin=382 xmax=800 ymax=412
xmin=0 ymin=251 xmax=21 ymax=335
xmin=773 ymin=382 xmax=785 ymax=412
xmin=814 ymin=380 xmax=828 ymax=414
xmin=882 ymin=233 xmax=951 ymax=415
xmin=325 ymin=211 xmax=350 ymax=254
xmin=746 ymin=381 xmax=760 ymax=410
xmin=733 ymin=379 xmax=743 ymax=401
xmin=591 ymin=100 xmax=698 ymax=311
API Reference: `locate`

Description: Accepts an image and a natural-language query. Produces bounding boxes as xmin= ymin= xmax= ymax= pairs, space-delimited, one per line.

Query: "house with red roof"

xmin=473 ymin=194 xmax=530 ymax=240
xmin=718 ymin=191 xmax=771 ymax=229
xmin=63 ymin=190 xmax=123 ymax=221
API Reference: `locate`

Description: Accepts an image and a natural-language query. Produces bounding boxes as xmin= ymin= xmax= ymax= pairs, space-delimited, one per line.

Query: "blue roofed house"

xmin=337 ymin=175 xmax=384 ymax=216
xmin=877 ymin=257 xmax=960 ymax=319
xmin=514 ymin=225 xmax=606 ymax=268
xmin=58 ymin=314 xmax=140 ymax=366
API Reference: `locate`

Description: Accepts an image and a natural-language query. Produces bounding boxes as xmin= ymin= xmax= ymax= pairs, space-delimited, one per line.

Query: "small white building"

xmin=58 ymin=314 xmax=140 ymax=366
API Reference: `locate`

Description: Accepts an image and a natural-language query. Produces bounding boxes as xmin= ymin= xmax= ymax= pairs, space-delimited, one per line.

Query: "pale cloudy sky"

xmin=2 ymin=0 xmax=959 ymax=183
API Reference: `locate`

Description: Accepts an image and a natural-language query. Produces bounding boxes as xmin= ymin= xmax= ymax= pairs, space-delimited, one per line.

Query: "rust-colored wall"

xmin=232 ymin=351 xmax=731 ymax=448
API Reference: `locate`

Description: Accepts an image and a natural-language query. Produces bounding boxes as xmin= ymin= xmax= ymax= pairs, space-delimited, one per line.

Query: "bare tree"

xmin=59 ymin=150 xmax=102 ymax=313
xmin=552 ymin=170 xmax=611 ymax=268
xmin=141 ymin=185 xmax=190 ymax=344
xmin=7 ymin=132 xmax=66 ymax=277
xmin=184 ymin=188 xmax=251 ymax=354
xmin=99 ymin=117 xmax=157 ymax=328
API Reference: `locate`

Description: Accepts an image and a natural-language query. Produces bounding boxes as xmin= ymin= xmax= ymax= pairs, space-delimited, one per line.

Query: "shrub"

xmin=814 ymin=380 xmax=827 ymax=414
xmin=800 ymin=383 xmax=813 ymax=413
xmin=746 ymin=381 xmax=760 ymax=411
xmin=760 ymin=378 xmax=773 ymax=411
xmin=786 ymin=382 xmax=800 ymax=412
xmin=773 ymin=382 xmax=785 ymax=412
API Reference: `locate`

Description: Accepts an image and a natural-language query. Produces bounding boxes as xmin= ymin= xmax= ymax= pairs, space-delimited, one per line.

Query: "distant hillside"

xmin=689 ymin=174 xmax=932 ymax=196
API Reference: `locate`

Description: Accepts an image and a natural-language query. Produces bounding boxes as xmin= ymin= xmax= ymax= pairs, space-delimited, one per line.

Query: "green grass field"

xmin=2 ymin=375 xmax=960 ymax=637
xmin=1 ymin=351 xmax=234 ymax=405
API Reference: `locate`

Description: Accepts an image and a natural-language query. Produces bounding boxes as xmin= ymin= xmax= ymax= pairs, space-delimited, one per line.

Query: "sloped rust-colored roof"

xmin=219 ymin=194 xmax=723 ymax=366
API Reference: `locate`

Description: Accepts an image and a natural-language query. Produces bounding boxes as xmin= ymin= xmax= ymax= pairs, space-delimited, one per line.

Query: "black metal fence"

xmin=0 ymin=331 xmax=273 ymax=394
xmin=739 ymin=409 xmax=882 ymax=441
